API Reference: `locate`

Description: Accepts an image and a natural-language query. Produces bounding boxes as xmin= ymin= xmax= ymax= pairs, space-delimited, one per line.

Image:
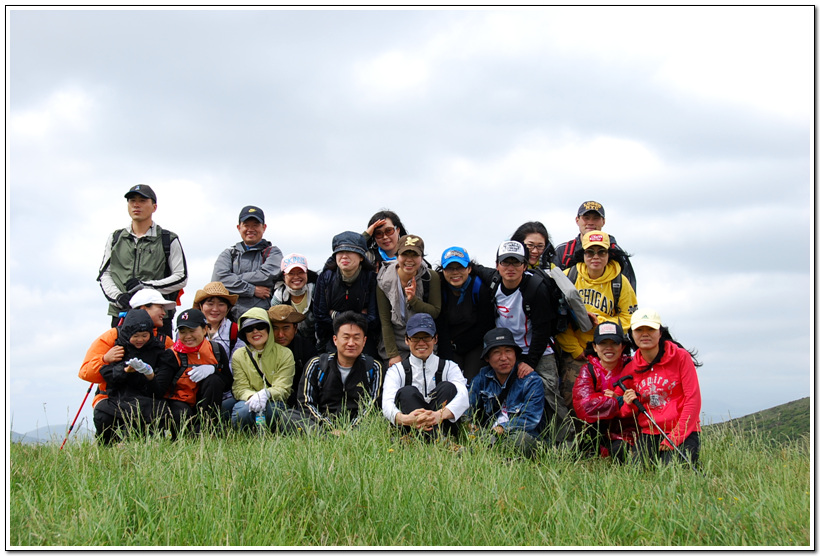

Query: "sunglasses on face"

xmin=246 ymin=324 xmax=269 ymax=333
xmin=584 ymin=249 xmax=608 ymax=258
xmin=373 ymin=226 xmax=396 ymax=239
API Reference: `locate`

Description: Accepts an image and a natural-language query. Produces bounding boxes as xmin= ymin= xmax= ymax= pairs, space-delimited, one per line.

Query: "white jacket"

xmin=382 ymin=353 xmax=469 ymax=425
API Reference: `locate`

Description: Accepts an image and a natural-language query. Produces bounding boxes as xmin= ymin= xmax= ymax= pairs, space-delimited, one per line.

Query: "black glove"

xmin=124 ymin=278 xmax=142 ymax=291
xmin=116 ymin=292 xmax=133 ymax=310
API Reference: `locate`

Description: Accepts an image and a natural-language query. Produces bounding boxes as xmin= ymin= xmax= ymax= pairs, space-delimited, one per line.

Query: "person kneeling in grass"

xmin=466 ymin=328 xmax=546 ymax=457
xmin=381 ymin=313 xmax=468 ymax=439
xmin=292 ymin=311 xmax=383 ymax=435
xmin=96 ymin=310 xmax=178 ymax=444
xmin=230 ymin=307 xmax=295 ymax=431
xmin=161 ymin=309 xmax=232 ymax=438
xmin=572 ymin=321 xmax=636 ymax=461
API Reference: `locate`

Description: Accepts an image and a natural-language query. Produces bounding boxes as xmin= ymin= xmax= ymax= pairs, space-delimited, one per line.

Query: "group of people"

xmin=80 ymin=185 xmax=702 ymax=466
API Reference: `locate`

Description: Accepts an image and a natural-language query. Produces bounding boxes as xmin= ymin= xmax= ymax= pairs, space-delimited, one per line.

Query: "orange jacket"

xmin=79 ymin=328 xmax=172 ymax=407
xmin=169 ymin=340 xmax=219 ymax=407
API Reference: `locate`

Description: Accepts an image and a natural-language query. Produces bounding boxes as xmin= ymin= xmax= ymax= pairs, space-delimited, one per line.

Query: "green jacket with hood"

xmin=231 ymin=307 xmax=296 ymax=402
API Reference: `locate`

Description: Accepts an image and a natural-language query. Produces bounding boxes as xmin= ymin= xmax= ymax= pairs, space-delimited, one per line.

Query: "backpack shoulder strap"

xmin=612 ymin=273 xmax=622 ymax=315
xmin=568 ymin=265 xmax=578 ymax=284
xmin=436 ymin=357 xmax=446 ymax=384
xmin=172 ymin=352 xmax=189 ymax=387
xmin=587 ymin=362 xmax=597 ymax=392
xmin=245 ymin=345 xmax=271 ymax=387
xmin=561 ymin=238 xmax=577 ymax=267
xmin=161 ymin=229 xmax=173 ymax=277
xmin=210 ymin=340 xmax=224 ymax=374
xmin=471 ymin=275 xmax=482 ymax=305
xmin=401 ymin=358 xmax=413 ymax=387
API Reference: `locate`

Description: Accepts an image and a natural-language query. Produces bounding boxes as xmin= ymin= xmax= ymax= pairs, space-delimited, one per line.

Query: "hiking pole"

xmin=60 ymin=383 xmax=93 ymax=450
xmin=614 ymin=375 xmax=701 ymax=474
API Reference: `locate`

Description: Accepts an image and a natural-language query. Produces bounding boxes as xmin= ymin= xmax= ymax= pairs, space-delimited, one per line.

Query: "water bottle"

xmin=255 ymin=409 xmax=266 ymax=430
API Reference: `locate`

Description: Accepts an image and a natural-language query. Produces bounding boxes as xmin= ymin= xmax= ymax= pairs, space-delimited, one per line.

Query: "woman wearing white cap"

xmin=556 ymin=230 xmax=637 ymax=409
xmin=622 ymin=309 xmax=702 ymax=465
xmin=270 ymin=253 xmax=318 ymax=342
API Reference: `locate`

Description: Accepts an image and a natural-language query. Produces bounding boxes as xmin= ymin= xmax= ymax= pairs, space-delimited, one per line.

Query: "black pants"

xmin=395 ymin=382 xmax=458 ymax=437
xmin=575 ymin=420 xmax=634 ymax=462
xmin=93 ymin=396 xmax=165 ymax=445
xmin=632 ymin=431 xmax=700 ymax=466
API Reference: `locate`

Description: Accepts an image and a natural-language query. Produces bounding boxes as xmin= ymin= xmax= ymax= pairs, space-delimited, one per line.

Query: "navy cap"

xmin=239 ymin=205 xmax=265 ymax=224
xmin=481 ymin=328 xmax=522 ymax=359
xmin=124 ymin=184 xmax=157 ymax=202
xmin=176 ymin=309 xmax=207 ymax=329
xmin=593 ymin=321 xmax=625 ymax=344
xmin=406 ymin=313 xmax=436 ymax=338
xmin=332 ymin=231 xmax=367 ymax=258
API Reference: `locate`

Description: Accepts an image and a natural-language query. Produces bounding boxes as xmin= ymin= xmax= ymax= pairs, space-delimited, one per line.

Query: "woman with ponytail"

xmin=622 ymin=309 xmax=702 ymax=465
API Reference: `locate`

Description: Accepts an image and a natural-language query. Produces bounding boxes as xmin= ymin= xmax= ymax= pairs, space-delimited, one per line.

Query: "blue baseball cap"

xmin=406 ymin=313 xmax=436 ymax=337
xmin=441 ymin=246 xmax=470 ymax=269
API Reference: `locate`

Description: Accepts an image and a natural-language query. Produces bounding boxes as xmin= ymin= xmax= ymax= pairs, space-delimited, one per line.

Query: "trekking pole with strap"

xmin=60 ymin=383 xmax=93 ymax=450
xmin=614 ymin=375 xmax=702 ymax=475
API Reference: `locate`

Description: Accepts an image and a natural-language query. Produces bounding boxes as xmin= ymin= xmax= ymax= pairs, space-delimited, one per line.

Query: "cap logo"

xmin=404 ymin=237 xmax=420 ymax=246
xmin=249 ymin=208 xmax=256 ymax=213
xmin=584 ymin=201 xmax=602 ymax=211
xmin=181 ymin=312 xmax=189 ymax=320
xmin=134 ymin=185 xmax=140 ymax=191
xmin=599 ymin=323 xmax=617 ymax=335
xmin=588 ymin=233 xmax=604 ymax=243
xmin=444 ymin=249 xmax=465 ymax=259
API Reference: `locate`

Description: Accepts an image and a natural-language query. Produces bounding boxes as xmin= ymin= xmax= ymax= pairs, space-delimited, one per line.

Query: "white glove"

xmin=126 ymin=358 xmax=153 ymax=375
xmin=247 ymin=389 xmax=269 ymax=413
xmin=188 ymin=364 xmax=216 ymax=383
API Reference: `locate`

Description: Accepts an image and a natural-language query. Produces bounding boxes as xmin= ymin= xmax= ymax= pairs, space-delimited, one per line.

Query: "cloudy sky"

xmin=7 ymin=7 xmax=812 ymax=435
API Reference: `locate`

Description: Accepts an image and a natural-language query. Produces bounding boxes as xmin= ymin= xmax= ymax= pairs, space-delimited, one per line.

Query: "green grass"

xmin=9 ymin=415 xmax=810 ymax=547
xmin=710 ymin=397 xmax=810 ymax=445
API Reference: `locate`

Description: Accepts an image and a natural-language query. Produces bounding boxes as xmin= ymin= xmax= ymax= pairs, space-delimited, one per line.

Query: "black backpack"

xmin=172 ymin=340 xmax=224 ymax=388
xmin=400 ymin=357 xmax=446 ymax=387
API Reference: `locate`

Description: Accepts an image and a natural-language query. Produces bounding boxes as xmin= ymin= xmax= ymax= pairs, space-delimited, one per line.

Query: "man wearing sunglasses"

xmin=552 ymin=201 xmax=636 ymax=292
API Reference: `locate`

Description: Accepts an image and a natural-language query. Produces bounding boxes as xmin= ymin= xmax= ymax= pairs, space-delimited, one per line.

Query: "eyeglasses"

xmin=407 ymin=335 xmax=435 ymax=344
xmin=373 ymin=226 xmax=396 ymax=239
xmin=443 ymin=265 xmax=468 ymax=272
xmin=584 ymin=249 xmax=608 ymax=258
xmin=499 ymin=259 xmax=524 ymax=267
xmin=524 ymin=243 xmax=546 ymax=253
xmin=245 ymin=323 xmax=269 ymax=333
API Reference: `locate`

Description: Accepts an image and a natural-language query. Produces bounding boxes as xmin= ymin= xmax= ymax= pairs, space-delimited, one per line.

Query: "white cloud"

xmin=355 ymin=50 xmax=430 ymax=100
xmin=10 ymin=87 xmax=96 ymax=140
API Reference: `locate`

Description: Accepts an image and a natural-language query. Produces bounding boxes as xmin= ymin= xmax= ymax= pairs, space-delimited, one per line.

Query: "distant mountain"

xmin=709 ymin=397 xmax=810 ymax=444
xmin=10 ymin=422 xmax=94 ymax=445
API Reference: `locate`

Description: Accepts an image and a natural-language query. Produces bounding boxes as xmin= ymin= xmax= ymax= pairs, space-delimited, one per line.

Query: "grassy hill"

xmin=708 ymin=397 xmax=810 ymax=445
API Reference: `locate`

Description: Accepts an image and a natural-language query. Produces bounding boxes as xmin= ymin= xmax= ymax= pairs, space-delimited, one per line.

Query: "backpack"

xmin=104 ymin=228 xmax=182 ymax=305
xmin=400 ymin=357 xmax=446 ymax=388
xmin=440 ymin=274 xmax=482 ymax=306
xmin=567 ymin=265 xmax=622 ymax=316
xmin=314 ymin=353 xmax=377 ymax=391
xmin=228 ymin=321 xmax=239 ymax=352
xmin=172 ymin=340 xmax=224 ymax=388
xmin=488 ymin=269 xmax=592 ymax=333
xmin=560 ymin=238 xmax=636 ymax=292
xmin=229 ymin=239 xmax=274 ymax=272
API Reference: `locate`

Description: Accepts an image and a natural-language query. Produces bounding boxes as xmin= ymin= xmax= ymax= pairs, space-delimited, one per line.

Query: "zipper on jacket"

xmin=422 ymin=359 xmax=428 ymax=397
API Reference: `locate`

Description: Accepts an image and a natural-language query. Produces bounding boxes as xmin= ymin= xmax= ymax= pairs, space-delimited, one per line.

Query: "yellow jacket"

xmin=556 ymin=261 xmax=637 ymax=359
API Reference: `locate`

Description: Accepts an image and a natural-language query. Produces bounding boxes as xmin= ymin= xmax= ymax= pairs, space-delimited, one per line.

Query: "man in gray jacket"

xmin=211 ymin=205 xmax=283 ymax=319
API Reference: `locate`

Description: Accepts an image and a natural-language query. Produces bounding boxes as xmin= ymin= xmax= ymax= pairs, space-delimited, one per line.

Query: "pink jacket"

xmin=624 ymin=342 xmax=701 ymax=448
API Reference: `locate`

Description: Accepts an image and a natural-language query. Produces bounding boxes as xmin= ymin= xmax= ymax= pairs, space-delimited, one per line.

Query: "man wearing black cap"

xmin=552 ymin=200 xmax=636 ymax=290
xmin=211 ymin=205 xmax=283 ymax=319
xmin=466 ymin=328 xmax=546 ymax=456
xmin=98 ymin=184 xmax=187 ymax=335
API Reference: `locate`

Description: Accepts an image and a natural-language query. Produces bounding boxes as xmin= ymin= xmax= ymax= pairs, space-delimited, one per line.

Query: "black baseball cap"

xmin=239 ymin=205 xmax=265 ymax=224
xmin=125 ymin=184 xmax=157 ymax=202
xmin=176 ymin=309 xmax=207 ymax=330
xmin=577 ymin=201 xmax=605 ymax=218
xmin=593 ymin=321 xmax=625 ymax=344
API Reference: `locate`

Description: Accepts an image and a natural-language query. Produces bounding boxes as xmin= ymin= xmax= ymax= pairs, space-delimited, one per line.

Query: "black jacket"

xmin=435 ymin=273 xmax=496 ymax=359
xmin=312 ymin=267 xmax=380 ymax=355
xmin=285 ymin=334 xmax=319 ymax=408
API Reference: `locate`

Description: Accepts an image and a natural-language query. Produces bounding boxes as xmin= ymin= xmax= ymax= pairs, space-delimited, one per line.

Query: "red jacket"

xmin=79 ymin=327 xmax=172 ymax=408
xmin=572 ymin=355 xmax=636 ymax=443
xmin=624 ymin=342 xmax=701 ymax=448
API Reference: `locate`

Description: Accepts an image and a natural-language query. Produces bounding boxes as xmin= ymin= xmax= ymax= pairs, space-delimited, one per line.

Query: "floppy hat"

xmin=268 ymin=305 xmax=307 ymax=324
xmin=332 ymin=231 xmax=367 ymax=257
xmin=192 ymin=282 xmax=239 ymax=310
xmin=481 ymin=328 xmax=522 ymax=359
